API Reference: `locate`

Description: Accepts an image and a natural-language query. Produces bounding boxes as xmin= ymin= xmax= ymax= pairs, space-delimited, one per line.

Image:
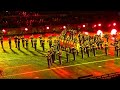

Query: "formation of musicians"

xmin=46 ymin=29 xmax=120 ymax=68
xmin=0 ymin=29 xmax=120 ymax=68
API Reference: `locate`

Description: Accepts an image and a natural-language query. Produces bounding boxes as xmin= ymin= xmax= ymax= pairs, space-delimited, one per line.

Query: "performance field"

xmin=0 ymin=33 xmax=120 ymax=79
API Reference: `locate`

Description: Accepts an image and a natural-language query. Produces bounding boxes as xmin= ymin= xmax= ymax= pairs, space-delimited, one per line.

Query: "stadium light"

xmin=98 ymin=23 xmax=101 ymax=26
xmin=63 ymin=26 xmax=66 ymax=29
xmin=83 ymin=25 xmax=85 ymax=27
xmin=84 ymin=32 xmax=88 ymax=35
xmin=25 ymin=28 xmax=28 ymax=31
xmin=111 ymin=29 xmax=117 ymax=35
xmin=97 ymin=30 xmax=103 ymax=37
xmin=94 ymin=25 xmax=96 ymax=27
xmin=46 ymin=27 xmax=49 ymax=29
xmin=113 ymin=23 xmax=116 ymax=26
xmin=2 ymin=29 xmax=6 ymax=33
xmin=111 ymin=37 xmax=115 ymax=40
xmin=108 ymin=24 xmax=111 ymax=27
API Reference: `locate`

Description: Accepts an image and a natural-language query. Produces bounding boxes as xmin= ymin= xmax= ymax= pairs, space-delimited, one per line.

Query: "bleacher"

xmin=0 ymin=11 xmax=118 ymax=28
xmin=0 ymin=11 xmax=119 ymax=36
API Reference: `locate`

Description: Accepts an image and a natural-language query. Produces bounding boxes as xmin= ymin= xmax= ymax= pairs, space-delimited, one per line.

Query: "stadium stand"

xmin=0 ymin=11 xmax=119 ymax=36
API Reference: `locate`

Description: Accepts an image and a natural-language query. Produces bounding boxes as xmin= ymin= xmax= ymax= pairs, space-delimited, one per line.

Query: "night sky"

xmin=0 ymin=0 xmax=119 ymax=11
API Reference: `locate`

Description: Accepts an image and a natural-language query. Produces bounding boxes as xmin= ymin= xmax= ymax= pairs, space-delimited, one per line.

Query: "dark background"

xmin=0 ymin=0 xmax=119 ymax=11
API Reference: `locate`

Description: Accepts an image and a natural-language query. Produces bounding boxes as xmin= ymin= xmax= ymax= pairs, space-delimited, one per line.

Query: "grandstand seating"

xmin=0 ymin=11 xmax=119 ymax=36
xmin=0 ymin=11 xmax=118 ymax=28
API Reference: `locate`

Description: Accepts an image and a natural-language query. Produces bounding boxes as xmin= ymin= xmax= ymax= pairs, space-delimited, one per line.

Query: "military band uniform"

xmin=100 ymin=40 xmax=103 ymax=49
xmin=46 ymin=51 xmax=51 ymax=68
xmin=51 ymin=47 xmax=55 ymax=63
xmin=116 ymin=44 xmax=119 ymax=57
xmin=92 ymin=43 xmax=96 ymax=56
xmin=25 ymin=39 xmax=28 ymax=49
xmin=78 ymin=34 xmax=82 ymax=44
xmin=63 ymin=34 xmax=67 ymax=40
xmin=39 ymin=35 xmax=42 ymax=46
xmin=80 ymin=45 xmax=84 ymax=59
xmin=72 ymin=47 xmax=76 ymax=61
xmin=8 ymin=37 xmax=12 ymax=49
xmin=34 ymin=39 xmax=37 ymax=51
xmin=104 ymin=42 xmax=108 ymax=56
xmin=18 ymin=37 xmax=20 ymax=50
xmin=66 ymin=48 xmax=69 ymax=62
xmin=14 ymin=36 xmax=18 ymax=48
xmin=41 ymin=39 xmax=45 ymax=51
xmin=48 ymin=39 xmax=52 ymax=48
xmin=21 ymin=36 xmax=25 ymax=47
xmin=114 ymin=41 xmax=117 ymax=51
xmin=96 ymin=41 xmax=100 ymax=49
xmin=57 ymin=40 xmax=60 ymax=51
xmin=86 ymin=44 xmax=90 ymax=57
xmin=0 ymin=36 xmax=3 ymax=49
xmin=30 ymin=35 xmax=34 ymax=47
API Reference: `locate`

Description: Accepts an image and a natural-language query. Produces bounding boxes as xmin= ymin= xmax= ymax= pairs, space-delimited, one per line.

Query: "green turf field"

xmin=0 ymin=36 xmax=120 ymax=79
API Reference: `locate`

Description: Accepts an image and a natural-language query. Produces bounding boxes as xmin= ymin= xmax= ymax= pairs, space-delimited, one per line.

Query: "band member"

xmin=114 ymin=41 xmax=118 ymax=51
xmin=14 ymin=35 xmax=18 ymax=48
xmin=78 ymin=32 xmax=82 ymax=44
xmin=0 ymin=36 xmax=3 ymax=49
xmin=34 ymin=38 xmax=37 ymax=51
xmin=47 ymin=38 xmax=52 ymax=48
xmin=46 ymin=51 xmax=52 ymax=68
xmin=30 ymin=34 xmax=34 ymax=47
xmin=57 ymin=39 xmax=60 ymax=51
xmin=72 ymin=47 xmax=76 ymax=61
xmin=100 ymin=39 xmax=104 ymax=49
xmin=51 ymin=46 xmax=55 ymax=63
xmin=86 ymin=44 xmax=90 ymax=57
xmin=39 ymin=35 xmax=42 ymax=46
xmin=104 ymin=42 xmax=108 ymax=56
xmin=92 ymin=43 xmax=97 ymax=56
xmin=8 ymin=37 xmax=12 ymax=49
xmin=41 ymin=38 xmax=45 ymax=51
xmin=18 ymin=36 xmax=20 ymax=50
xmin=96 ymin=40 xmax=100 ymax=49
xmin=21 ymin=35 xmax=25 ymax=47
xmin=66 ymin=47 xmax=70 ymax=62
xmin=116 ymin=43 xmax=119 ymax=57
xmin=58 ymin=49 xmax=62 ymax=65
xmin=25 ymin=39 xmax=28 ymax=49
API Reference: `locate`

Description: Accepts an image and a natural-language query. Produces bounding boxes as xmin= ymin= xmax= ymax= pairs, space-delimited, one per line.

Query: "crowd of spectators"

xmin=0 ymin=11 xmax=118 ymax=28
xmin=0 ymin=11 xmax=119 ymax=36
